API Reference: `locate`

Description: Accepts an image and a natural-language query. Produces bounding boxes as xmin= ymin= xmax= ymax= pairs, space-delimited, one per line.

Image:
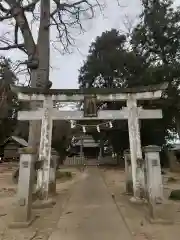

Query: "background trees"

xmin=78 ymin=29 xmax=147 ymax=89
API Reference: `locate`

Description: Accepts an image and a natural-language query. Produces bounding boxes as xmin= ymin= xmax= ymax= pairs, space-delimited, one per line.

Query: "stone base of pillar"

xmin=32 ymin=198 xmax=56 ymax=209
xmin=147 ymin=201 xmax=175 ymax=224
xmin=129 ymin=196 xmax=146 ymax=204
xmin=9 ymin=216 xmax=35 ymax=229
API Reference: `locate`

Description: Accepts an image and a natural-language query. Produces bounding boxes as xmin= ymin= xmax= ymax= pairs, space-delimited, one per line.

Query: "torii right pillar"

xmin=127 ymin=96 xmax=145 ymax=200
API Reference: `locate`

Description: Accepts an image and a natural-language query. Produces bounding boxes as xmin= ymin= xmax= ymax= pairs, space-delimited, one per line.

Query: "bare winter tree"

xmin=0 ymin=1 xmax=102 ymax=85
xmin=0 ymin=0 xmax=102 ymax=147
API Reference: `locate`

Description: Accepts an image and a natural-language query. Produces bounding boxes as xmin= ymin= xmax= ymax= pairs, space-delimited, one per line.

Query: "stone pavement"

xmin=49 ymin=167 xmax=132 ymax=240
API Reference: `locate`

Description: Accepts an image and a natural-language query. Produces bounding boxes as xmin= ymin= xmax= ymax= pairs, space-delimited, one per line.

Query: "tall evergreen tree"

xmin=79 ymin=29 xmax=148 ymax=89
xmin=131 ymin=0 xmax=180 ymax=138
xmin=0 ymin=57 xmax=18 ymax=143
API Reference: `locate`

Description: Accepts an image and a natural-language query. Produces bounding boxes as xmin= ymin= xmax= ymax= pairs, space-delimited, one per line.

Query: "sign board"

xmin=84 ymin=95 xmax=97 ymax=117
xmin=22 ymin=161 xmax=29 ymax=168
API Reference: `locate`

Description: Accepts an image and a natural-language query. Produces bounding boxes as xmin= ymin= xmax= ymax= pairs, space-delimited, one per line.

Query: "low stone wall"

xmin=99 ymin=156 xmax=118 ymax=165
xmin=64 ymin=156 xmax=118 ymax=166
xmin=64 ymin=156 xmax=86 ymax=166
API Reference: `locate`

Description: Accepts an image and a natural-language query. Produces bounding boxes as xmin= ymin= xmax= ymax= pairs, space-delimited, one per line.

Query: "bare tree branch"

xmin=1 ymin=0 xmax=36 ymax=57
xmin=23 ymin=0 xmax=40 ymax=12
xmin=51 ymin=0 xmax=93 ymax=16
xmin=49 ymin=0 xmax=103 ymax=52
xmin=0 ymin=3 xmax=9 ymax=13
xmin=0 ymin=43 xmax=25 ymax=50
xmin=0 ymin=13 xmax=12 ymax=20
xmin=122 ymin=14 xmax=135 ymax=37
xmin=0 ymin=0 xmax=106 ymax=80
xmin=0 ymin=0 xmax=103 ymax=55
xmin=0 ymin=34 xmax=27 ymax=53
xmin=0 ymin=2 xmax=12 ymax=20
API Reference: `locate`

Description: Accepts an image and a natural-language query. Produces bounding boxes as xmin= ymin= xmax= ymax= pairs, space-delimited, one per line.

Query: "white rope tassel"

xmin=70 ymin=120 xmax=76 ymax=128
xmin=109 ymin=121 xmax=113 ymax=128
xmin=82 ymin=126 xmax=86 ymax=133
xmin=97 ymin=125 xmax=100 ymax=132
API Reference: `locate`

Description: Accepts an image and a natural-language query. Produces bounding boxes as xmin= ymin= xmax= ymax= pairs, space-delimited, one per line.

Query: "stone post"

xmin=9 ymin=147 xmax=36 ymax=228
xmin=49 ymin=148 xmax=58 ymax=196
xmin=144 ymin=145 xmax=163 ymax=203
xmin=143 ymin=145 xmax=176 ymax=223
xmin=124 ymin=149 xmax=133 ymax=195
xmin=144 ymin=145 xmax=164 ymax=221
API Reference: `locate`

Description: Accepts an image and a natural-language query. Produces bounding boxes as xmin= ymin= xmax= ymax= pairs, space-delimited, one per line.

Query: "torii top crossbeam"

xmin=11 ymin=82 xmax=168 ymax=102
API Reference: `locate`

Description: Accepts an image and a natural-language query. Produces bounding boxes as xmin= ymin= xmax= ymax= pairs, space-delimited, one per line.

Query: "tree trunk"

xmin=28 ymin=0 xmax=50 ymax=147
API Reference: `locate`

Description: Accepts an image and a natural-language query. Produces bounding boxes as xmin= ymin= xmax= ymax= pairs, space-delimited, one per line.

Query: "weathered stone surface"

xmin=10 ymin=152 xmax=35 ymax=228
xmin=11 ymin=82 xmax=168 ymax=96
xmin=148 ymin=201 xmax=176 ymax=224
xmin=9 ymin=218 xmax=35 ymax=229
xmin=144 ymin=145 xmax=163 ymax=203
xmin=124 ymin=149 xmax=133 ymax=195
xmin=127 ymin=97 xmax=145 ymax=199
xmin=18 ymin=108 xmax=163 ymax=121
xmin=36 ymin=96 xmax=53 ymax=200
xmin=143 ymin=145 xmax=161 ymax=153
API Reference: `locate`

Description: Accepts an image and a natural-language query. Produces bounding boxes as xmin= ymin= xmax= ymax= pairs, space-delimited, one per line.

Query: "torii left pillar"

xmin=127 ymin=96 xmax=145 ymax=200
xmin=36 ymin=96 xmax=53 ymax=202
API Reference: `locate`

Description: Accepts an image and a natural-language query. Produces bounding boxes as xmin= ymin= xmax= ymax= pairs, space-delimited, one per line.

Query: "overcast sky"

xmin=0 ymin=0 xmax=179 ymax=89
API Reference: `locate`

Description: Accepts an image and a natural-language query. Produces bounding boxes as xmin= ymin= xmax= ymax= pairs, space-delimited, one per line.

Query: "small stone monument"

xmin=144 ymin=145 xmax=175 ymax=223
xmin=144 ymin=145 xmax=163 ymax=204
xmin=124 ymin=149 xmax=133 ymax=195
xmin=9 ymin=147 xmax=36 ymax=228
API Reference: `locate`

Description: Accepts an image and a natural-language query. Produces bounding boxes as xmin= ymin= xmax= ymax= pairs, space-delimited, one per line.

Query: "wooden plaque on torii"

xmin=83 ymin=95 xmax=98 ymax=117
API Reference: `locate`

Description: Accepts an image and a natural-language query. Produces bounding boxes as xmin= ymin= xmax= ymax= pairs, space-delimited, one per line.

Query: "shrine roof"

xmin=11 ymin=82 xmax=168 ymax=95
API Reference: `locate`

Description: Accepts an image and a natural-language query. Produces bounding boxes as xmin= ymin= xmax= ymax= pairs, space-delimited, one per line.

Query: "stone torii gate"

xmin=11 ymin=83 xmax=167 ymax=200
